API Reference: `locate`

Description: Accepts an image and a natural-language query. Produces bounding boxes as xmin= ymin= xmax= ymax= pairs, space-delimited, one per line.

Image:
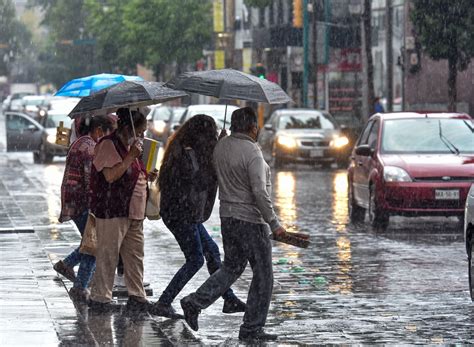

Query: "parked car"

xmin=146 ymin=105 xmax=186 ymax=145
xmin=5 ymin=111 xmax=43 ymax=151
xmin=33 ymin=97 xmax=79 ymax=163
xmin=465 ymin=184 xmax=474 ymax=301
xmin=258 ymin=108 xmax=350 ymax=168
xmin=2 ymin=92 xmax=34 ymax=112
xmin=178 ymin=104 xmax=239 ymax=132
xmin=348 ymin=112 xmax=474 ymax=230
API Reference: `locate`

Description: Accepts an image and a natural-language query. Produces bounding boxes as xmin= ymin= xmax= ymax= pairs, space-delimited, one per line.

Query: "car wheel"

xmin=33 ymin=152 xmax=41 ymax=164
xmin=467 ymin=228 xmax=474 ymax=302
xmin=336 ymin=158 xmax=349 ymax=169
xmin=272 ymin=154 xmax=284 ymax=169
xmin=369 ymin=184 xmax=389 ymax=230
xmin=348 ymin=181 xmax=365 ymax=223
xmin=37 ymin=143 xmax=53 ymax=164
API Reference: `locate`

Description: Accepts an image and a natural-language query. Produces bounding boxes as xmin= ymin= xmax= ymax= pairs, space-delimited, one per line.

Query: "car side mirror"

xmin=27 ymin=124 xmax=38 ymax=131
xmin=264 ymin=124 xmax=274 ymax=131
xmin=355 ymin=144 xmax=373 ymax=157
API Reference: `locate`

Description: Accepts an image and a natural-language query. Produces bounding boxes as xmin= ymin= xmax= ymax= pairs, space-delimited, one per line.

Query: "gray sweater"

xmin=213 ymin=132 xmax=281 ymax=231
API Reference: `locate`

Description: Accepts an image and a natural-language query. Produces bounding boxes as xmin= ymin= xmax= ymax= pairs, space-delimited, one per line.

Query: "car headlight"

xmin=330 ymin=136 xmax=349 ymax=148
xmin=47 ymin=134 xmax=56 ymax=144
xmin=384 ymin=166 xmax=412 ymax=182
xmin=277 ymin=135 xmax=297 ymax=149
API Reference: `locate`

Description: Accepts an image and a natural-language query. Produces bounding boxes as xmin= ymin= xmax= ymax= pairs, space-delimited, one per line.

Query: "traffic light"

xmin=251 ymin=63 xmax=266 ymax=79
xmin=293 ymin=0 xmax=303 ymax=28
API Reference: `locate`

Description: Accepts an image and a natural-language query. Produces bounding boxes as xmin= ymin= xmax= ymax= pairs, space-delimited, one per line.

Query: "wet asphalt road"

xmin=4 ymin=153 xmax=474 ymax=345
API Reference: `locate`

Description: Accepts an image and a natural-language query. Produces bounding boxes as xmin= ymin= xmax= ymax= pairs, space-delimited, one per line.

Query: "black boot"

xmin=150 ymin=302 xmax=184 ymax=319
xmin=238 ymin=328 xmax=278 ymax=341
xmin=222 ymin=297 xmax=246 ymax=314
xmin=180 ymin=296 xmax=200 ymax=331
xmin=125 ymin=295 xmax=153 ymax=314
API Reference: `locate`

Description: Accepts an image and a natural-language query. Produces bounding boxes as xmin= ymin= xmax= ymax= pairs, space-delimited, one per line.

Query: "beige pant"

xmin=90 ymin=217 xmax=146 ymax=303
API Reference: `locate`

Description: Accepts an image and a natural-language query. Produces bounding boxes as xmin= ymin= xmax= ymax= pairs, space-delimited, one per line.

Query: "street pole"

xmin=361 ymin=0 xmax=375 ymax=120
xmin=386 ymin=0 xmax=393 ymax=112
xmin=323 ymin=0 xmax=331 ymax=111
xmin=303 ymin=0 xmax=309 ymax=107
xmin=312 ymin=0 xmax=318 ymax=109
xmin=401 ymin=0 xmax=406 ymax=111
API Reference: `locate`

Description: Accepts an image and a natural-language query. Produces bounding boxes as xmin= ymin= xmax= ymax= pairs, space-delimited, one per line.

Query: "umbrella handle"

xmin=223 ymin=103 xmax=228 ymax=130
xmin=128 ymin=108 xmax=137 ymax=140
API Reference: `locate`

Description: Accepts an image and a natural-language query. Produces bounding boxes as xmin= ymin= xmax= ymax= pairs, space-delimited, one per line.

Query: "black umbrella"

xmin=165 ymin=69 xmax=292 ymax=128
xmin=68 ymin=80 xmax=188 ymax=119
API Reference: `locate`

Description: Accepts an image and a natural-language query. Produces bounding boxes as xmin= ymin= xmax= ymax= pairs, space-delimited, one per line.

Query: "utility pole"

xmin=312 ymin=0 xmax=318 ymax=108
xmin=361 ymin=0 xmax=375 ymax=120
xmin=303 ymin=0 xmax=309 ymax=107
xmin=323 ymin=0 xmax=331 ymax=111
xmin=386 ymin=0 xmax=393 ymax=112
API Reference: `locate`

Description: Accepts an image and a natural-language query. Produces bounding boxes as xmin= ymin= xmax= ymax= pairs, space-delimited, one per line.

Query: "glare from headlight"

xmin=154 ymin=120 xmax=166 ymax=133
xmin=330 ymin=136 xmax=349 ymax=148
xmin=277 ymin=135 xmax=297 ymax=149
xmin=47 ymin=134 xmax=56 ymax=144
xmin=384 ymin=166 xmax=412 ymax=182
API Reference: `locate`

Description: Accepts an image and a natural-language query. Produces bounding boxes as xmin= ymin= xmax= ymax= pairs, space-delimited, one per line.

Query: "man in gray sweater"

xmin=181 ymin=107 xmax=287 ymax=342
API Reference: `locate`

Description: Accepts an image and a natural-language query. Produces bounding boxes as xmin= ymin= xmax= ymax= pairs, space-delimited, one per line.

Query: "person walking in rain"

xmin=88 ymin=108 xmax=157 ymax=313
xmin=151 ymin=114 xmax=246 ymax=318
xmin=180 ymin=107 xmax=288 ymax=342
xmin=374 ymin=97 xmax=385 ymax=113
xmin=53 ymin=115 xmax=114 ymax=302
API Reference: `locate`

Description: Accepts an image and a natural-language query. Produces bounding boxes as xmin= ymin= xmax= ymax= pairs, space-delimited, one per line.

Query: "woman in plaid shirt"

xmin=53 ymin=115 xmax=114 ymax=302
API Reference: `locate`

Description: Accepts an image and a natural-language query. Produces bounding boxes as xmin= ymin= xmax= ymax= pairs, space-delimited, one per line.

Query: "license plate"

xmin=435 ymin=189 xmax=459 ymax=200
xmin=310 ymin=149 xmax=324 ymax=158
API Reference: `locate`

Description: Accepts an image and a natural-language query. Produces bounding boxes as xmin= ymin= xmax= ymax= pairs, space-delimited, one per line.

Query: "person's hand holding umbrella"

xmin=129 ymin=138 xmax=143 ymax=159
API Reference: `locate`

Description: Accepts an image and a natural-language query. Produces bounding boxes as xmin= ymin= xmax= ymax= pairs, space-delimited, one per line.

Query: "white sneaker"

xmin=114 ymin=274 xmax=126 ymax=287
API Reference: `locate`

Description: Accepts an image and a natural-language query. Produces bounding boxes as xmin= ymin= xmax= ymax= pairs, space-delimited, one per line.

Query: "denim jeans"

xmin=63 ymin=210 xmax=96 ymax=289
xmin=186 ymin=218 xmax=273 ymax=334
xmin=158 ymin=221 xmax=237 ymax=305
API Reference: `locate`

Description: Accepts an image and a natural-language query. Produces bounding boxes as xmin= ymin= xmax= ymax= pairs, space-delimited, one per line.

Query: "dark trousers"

xmin=158 ymin=221 xmax=237 ymax=305
xmin=188 ymin=217 xmax=273 ymax=334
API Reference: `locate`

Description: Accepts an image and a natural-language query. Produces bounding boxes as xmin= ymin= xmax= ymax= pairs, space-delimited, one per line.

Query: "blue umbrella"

xmin=55 ymin=73 xmax=144 ymax=97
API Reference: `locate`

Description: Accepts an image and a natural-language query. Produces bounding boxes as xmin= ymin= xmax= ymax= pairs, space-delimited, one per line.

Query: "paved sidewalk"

xmin=0 ymin=154 xmax=91 ymax=346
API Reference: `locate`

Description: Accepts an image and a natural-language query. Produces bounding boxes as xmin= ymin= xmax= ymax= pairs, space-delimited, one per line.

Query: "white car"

xmin=21 ymin=95 xmax=50 ymax=116
xmin=179 ymin=104 xmax=239 ymax=131
xmin=465 ymin=184 xmax=474 ymax=301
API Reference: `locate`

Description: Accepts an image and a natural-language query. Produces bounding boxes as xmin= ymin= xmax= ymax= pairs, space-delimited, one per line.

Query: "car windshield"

xmin=173 ymin=107 xmax=186 ymax=119
xmin=45 ymin=113 xmax=72 ymax=128
xmin=381 ymin=118 xmax=474 ymax=154
xmin=152 ymin=107 xmax=172 ymax=121
xmin=278 ymin=112 xmax=336 ymax=130
xmin=23 ymin=99 xmax=45 ymax=106
xmin=187 ymin=107 xmax=237 ymax=128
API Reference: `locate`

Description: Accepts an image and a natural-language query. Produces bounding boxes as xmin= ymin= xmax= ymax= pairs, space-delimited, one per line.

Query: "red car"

xmin=348 ymin=112 xmax=474 ymax=229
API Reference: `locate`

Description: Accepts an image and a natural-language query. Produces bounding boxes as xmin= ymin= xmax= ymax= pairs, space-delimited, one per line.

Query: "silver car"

xmin=465 ymin=184 xmax=474 ymax=301
xmin=5 ymin=111 xmax=43 ymax=151
xmin=258 ymin=109 xmax=351 ymax=168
